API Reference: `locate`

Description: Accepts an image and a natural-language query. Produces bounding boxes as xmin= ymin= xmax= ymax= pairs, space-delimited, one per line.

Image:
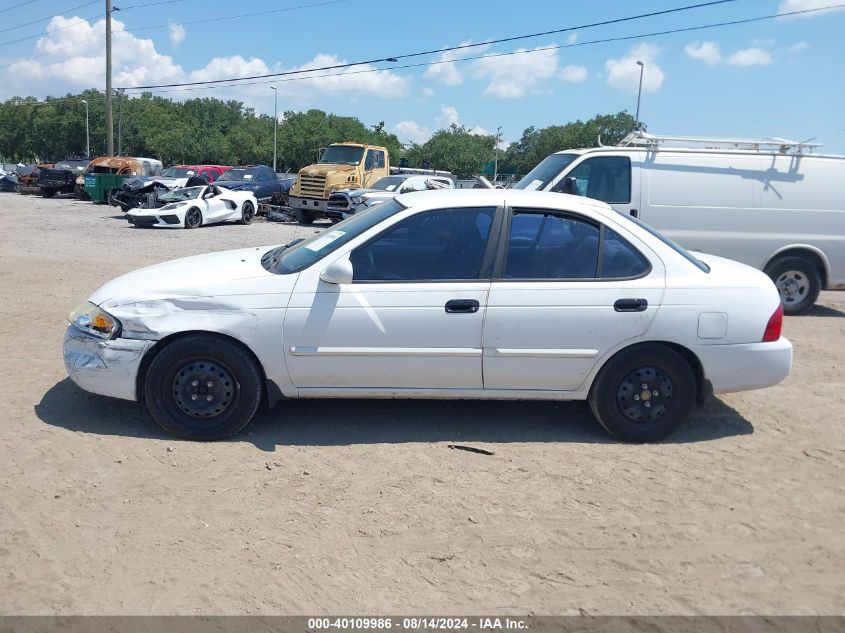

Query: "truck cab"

xmin=289 ymin=143 xmax=389 ymax=224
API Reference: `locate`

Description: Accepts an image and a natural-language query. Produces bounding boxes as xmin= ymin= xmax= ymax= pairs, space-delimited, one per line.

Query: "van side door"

xmin=550 ymin=154 xmax=640 ymax=219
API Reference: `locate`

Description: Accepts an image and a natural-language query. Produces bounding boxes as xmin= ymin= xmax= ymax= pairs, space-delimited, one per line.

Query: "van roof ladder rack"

xmin=618 ymin=130 xmax=821 ymax=154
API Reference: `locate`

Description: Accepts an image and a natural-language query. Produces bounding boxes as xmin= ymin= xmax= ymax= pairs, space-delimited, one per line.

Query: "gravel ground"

xmin=0 ymin=193 xmax=843 ymax=615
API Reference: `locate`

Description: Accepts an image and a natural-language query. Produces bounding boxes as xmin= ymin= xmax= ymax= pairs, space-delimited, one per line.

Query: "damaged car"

xmin=37 ymin=158 xmax=90 ymax=197
xmin=64 ymin=190 xmax=792 ymax=443
xmin=326 ymin=173 xmax=454 ymax=222
xmin=125 ymin=183 xmax=257 ymax=228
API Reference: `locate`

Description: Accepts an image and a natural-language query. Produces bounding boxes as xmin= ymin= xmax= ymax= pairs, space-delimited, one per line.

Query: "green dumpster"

xmin=84 ymin=172 xmax=129 ymax=203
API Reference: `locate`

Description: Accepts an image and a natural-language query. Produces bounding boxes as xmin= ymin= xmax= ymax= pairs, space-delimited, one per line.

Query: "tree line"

xmin=0 ymin=90 xmax=638 ymax=178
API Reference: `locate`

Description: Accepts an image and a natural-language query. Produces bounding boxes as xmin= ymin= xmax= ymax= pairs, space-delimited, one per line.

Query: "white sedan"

xmin=64 ymin=190 xmax=792 ymax=442
xmin=126 ymin=184 xmax=257 ymax=229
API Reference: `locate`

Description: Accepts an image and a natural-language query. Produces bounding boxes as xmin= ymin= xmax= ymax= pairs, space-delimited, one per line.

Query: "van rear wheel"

xmin=765 ymin=257 xmax=821 ymax=315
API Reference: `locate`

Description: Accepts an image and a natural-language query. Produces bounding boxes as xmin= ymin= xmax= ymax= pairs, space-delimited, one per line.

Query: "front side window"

xmin=375 ymin=151 xmax=386 ymax=169
xmin=552 ymin=156 xmax=631 ymax=204
xmin=351 ymin=207 xmax=495 ymax=282
xmin=364 ymin=150 xmax=375 ymax=170
xmin=505 ymin=211 xmax=599 ymax=279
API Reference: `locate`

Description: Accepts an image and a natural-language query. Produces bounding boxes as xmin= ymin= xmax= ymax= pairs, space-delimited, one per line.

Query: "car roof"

xmin=394 ymin=188 xmax=615 ymax=218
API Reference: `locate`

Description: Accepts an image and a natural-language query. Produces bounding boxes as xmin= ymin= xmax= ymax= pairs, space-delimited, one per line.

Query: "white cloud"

xmin=469 ymin=125 xmax=491 ymax=136
xmin=168 ymin=22 xmax=185 ymax=48
xmin=684 ymin=41 xmax=722 ymax=65
xmin=605 ymin=43 xmax=664 ymax=93
xmin=566 ymin=33 xmax=578 ymax=45
xmin=471 ymin=45 xmax=558 ymax=98
xmin=437 ymin=104 xmax=460 ymax=128
xmin=788 ymin=41 xmax=810 ymax=52
xmin=727 ymin=48 xmax=774 ymax=67
xmin=559 ymin=64 xmax=587 ymax=83
xmin=0 ymin=16 xmax=410 ymax=107
xmin=423 ymin=41 xmax=489 ymax=87
xmin=394 ymin=120 xmax=431 ymax=144
xmin=421 ymin=86 xmax=435 ymax=97
xmin=778 ymin=0 xmax=845 ymax=17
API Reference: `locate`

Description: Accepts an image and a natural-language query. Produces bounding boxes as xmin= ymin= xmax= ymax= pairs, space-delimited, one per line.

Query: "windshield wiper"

xmin=269 ymin=238 xmax=304 ymax=269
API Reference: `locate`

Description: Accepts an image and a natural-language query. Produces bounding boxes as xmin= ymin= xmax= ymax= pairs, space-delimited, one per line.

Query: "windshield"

xmin=217 ymin=168 xmax=256 ymax=181
xmin=371 ymin=176 xmax=406 ymax=191
xmin=513 ymin=153 xmax=579 ymax=191
xmin=163 ymin=166 xmax=196 ymax=178
xmin=319 ymin=145 xmax=365 ymax=166
xmin=160 ymin=186 xmax=204 ymax=202
xmin=55 ymin=160 xmax=88 ymax=171
xmin=271 ymin=199 xmax=405 ymax=274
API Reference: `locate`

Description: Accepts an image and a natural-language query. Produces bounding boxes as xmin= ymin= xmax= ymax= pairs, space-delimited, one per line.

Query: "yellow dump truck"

xmin=288 ymin=142 xmax=389 ymax=224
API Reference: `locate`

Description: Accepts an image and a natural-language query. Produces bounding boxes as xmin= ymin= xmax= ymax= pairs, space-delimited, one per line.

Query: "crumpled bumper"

xmin=63 ymin=325 xmax=155 ymax=401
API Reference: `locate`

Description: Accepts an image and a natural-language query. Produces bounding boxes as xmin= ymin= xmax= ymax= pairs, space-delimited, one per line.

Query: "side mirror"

xmin=319 ymin=257 xmax=353 ymax=285
xmin=560 ymin=177 xmax=579 ymax=195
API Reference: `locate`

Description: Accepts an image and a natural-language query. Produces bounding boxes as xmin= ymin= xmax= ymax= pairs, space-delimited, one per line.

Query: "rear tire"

xmin=144 ymin=334 xmax=263 ymax=441
xmin=41 ymin=187 xmax=55 ymax=198
xmin=764 ymin=256 xmax=821 ymax=315
xmin=588 ymin=344 xmax=696 ymax=443
xmin=239 ymin=201 xmax=255 ymax=225
xmin=294 ymin=208 xmax=315 ymax=225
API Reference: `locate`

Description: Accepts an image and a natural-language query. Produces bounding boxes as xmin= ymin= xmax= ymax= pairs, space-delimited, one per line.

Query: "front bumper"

xmin=63 ymin=325 xmax=154 ymax=401
xmin=127 ymin=213 xmax=182 ymax=228
xmin=696 ymin=337 xmax=793 ymax=394
xmin=289 ymin=196 xmax=328 ymax=213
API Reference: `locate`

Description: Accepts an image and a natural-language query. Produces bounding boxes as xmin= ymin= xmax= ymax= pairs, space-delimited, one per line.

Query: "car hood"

xmin=214 ymin=180 xmax=254 ymax=190
xmin=90 ymin=246 xmax=294 ymax=310
xmin=300 ymin=164 xmax=357 ymax=178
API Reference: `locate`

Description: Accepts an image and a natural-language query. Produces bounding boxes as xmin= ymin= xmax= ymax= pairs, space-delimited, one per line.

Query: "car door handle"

xmin=445 ymin=299 xmax=480 ymax=314
xmin=614 ymin=298 xmax=648 ymax=312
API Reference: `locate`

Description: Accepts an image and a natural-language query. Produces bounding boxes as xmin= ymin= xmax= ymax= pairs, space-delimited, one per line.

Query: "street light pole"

xmin=493 ymin=125 xmax=502 ymax=182
xmin=80 ymin=99 xmax=90 ymax=157
xmin=635 ymin=60 xmax=645 ymax=129
xmin=270 ymin=85 xmax=278 ymax=172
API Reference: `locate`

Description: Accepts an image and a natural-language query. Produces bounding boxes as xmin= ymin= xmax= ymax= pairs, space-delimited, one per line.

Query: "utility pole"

xmin=635 ymin=60 xmax=644 ymax=130
xmin=117 ymin=88 xmax=125 ymax=155
xmin=270 ymin=85 xmax=278 ymax=172
xmin=80 ymin=99 xmax=90 ymax=158
xmin=105 ymin=0 xmax=114 ymax=155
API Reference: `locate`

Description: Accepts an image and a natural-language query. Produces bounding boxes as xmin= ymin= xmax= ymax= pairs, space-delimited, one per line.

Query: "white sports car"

xmin=126 ymin=185 xmax=257 ymax=229
xmin=64 ymin=190 xmax=792 ymax=442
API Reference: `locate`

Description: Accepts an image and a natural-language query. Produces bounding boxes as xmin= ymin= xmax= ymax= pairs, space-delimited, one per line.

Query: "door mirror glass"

xmin=319 ymin=257 xmax=354 ymax=284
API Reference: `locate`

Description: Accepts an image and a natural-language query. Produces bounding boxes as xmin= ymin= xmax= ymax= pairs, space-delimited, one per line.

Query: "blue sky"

xmin=1 ymin=0 xmax=842 ymax=153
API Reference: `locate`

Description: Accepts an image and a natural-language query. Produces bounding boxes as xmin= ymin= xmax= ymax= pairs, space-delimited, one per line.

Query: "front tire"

xmin=144 ymin=334 xmax=263 ymax=441
xmin=294 ymin=208 xmax=315 ymax=225
xmin=239 ymin=201 xmax=255 ymax=225
xmin=184 ymin=207 xmax=202 ymax=229
xmin=588 ymin=344 xmax=696 ymax=443
xmin=764 ymin=256 xmax=821 ymax=315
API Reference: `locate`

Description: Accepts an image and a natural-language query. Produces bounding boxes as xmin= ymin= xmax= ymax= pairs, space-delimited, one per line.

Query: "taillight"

xmin=762 ymin=303 xmax=783 ymax=342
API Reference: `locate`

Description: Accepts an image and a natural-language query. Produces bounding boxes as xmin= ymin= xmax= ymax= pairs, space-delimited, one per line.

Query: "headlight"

xmin=68 ymin=301 xmax=121 ymax=340
xmin=351 ymin=196 xmax=364 ymax=204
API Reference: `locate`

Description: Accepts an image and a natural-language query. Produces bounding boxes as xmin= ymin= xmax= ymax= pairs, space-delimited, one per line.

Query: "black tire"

xmin=184 ymin=206 xmax=202 ymax=229
xmin=41 ymin=187 xmax=55 ymax=198
xmin=588 ymin=344 xmax=696 ymax=443
xmin=764 ymin=256 xmax=821 ymax=315
xmin=239 ymin=200 xmax=255 ymax=225
xmin=294 ymin=208 xmax=315 ymax=225
xmin=144 ymin=334 xmax=263 ymax=441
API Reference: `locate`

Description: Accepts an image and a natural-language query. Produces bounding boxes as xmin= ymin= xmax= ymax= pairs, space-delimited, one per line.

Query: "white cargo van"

xmin=513 ymin=131 xmax=845 ymax=313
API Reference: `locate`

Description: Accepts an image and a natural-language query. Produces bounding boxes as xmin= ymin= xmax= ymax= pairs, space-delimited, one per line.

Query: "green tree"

xmin=404 ymin=124 xmax=496 ymax=178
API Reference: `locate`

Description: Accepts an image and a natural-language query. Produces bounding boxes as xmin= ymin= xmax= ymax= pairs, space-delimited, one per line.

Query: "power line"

xmin=123 ymin=0 xmax=746 ymax=89
xmin=129 ymin=2 xmax=845 ymax=95
xmin=0 ymin=0 xmax=99 ymax=34
xmin=0 ymin=0 xmax=39 ymax=10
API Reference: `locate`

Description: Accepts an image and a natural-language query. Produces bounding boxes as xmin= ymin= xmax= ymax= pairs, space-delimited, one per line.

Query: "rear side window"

xmin=503 ymin=210 xmax=651 ymax=280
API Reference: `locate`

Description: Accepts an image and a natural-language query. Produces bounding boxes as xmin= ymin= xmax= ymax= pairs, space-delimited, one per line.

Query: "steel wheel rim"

xmin=171 ymin=359 xmax=236 ymax=420
xmin=186 ymin=208 xmax=201 ymax=227
xmin=776 ymin=270 xmax=808 ymax=305
xmin=616 ymin=366 xmax=673 ymax=423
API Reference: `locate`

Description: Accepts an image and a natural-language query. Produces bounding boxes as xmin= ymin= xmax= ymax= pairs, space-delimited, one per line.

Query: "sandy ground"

xmin=0 ymin=193 xmax=843 ymax=616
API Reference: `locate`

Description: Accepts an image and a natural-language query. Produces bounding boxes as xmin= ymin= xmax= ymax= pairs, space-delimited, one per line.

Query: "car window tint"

xmin=505 ymin=211 xmax=599 ymax=279
xmin=351 ymin=207 xmax=495 ymax=281
xmin=600 ymin=227 xmax=649 ymax=278
xmin=552 ymin=156 xmax=631 ymax=204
